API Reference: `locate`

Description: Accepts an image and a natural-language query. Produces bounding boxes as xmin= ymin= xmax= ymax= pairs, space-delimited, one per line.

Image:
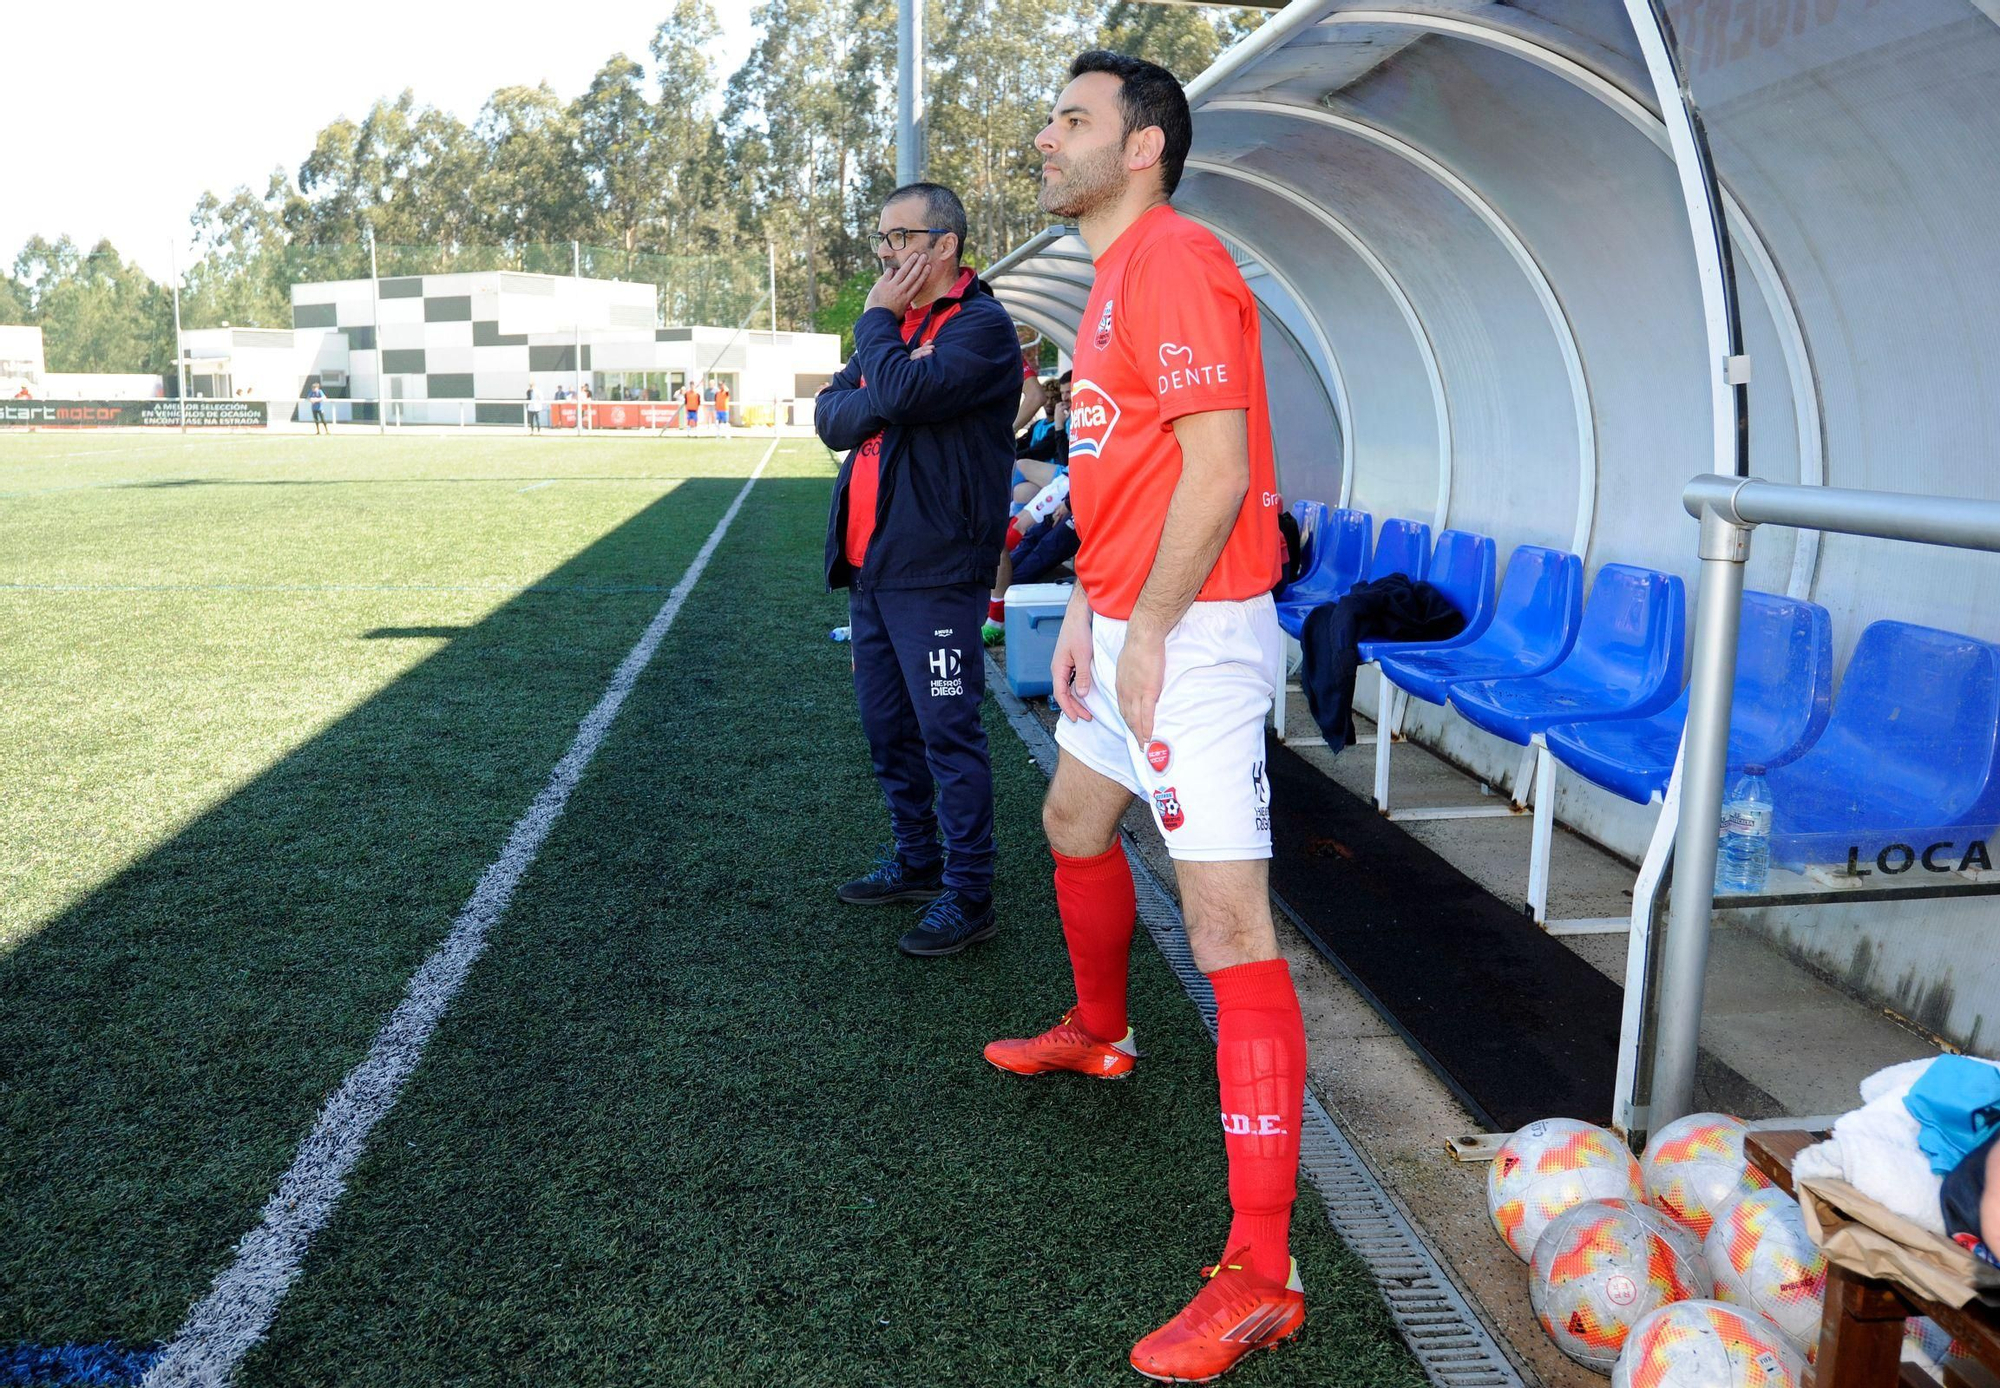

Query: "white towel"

xmin=1792 ymin=1057 xmax=1947 ymax=1235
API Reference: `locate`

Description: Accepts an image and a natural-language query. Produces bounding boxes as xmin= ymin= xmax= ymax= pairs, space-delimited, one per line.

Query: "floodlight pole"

xmin=168 ymin=238 xmax=188 ymax=433
xmin=896 ymin=0 xmax=925 ymax=184
xmin=368 ymin=229 xmax=386 ymax=435
xmin=573 ymin=239 xmax=584 ymax=435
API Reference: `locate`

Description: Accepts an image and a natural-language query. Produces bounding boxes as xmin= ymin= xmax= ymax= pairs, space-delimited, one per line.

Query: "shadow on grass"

xmin=232 ymin=473 xmax=1425 ymax=1388
xmin=0 ymin=477 xmax=815 ymax=1346
xmin=360 ymin=626 xmax=472 ymax=640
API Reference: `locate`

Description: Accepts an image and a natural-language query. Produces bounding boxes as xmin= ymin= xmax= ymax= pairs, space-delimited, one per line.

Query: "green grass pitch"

xmin=0 ymin=431 xmax=1423 ymax=1386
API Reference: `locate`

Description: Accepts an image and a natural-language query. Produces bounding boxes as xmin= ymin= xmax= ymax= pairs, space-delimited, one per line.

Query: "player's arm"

xmin=1117 ymin=409 xmax=1252 ymax=742
xmin=1132 ymin=410 xmax=1251 ymax=631
xmin=1052 ymin=578 xmax=1097 ymax=724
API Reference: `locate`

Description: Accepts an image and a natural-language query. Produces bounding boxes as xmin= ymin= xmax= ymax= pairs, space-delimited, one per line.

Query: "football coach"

xmin=816 ymin=182 xmax=1025 ymax=959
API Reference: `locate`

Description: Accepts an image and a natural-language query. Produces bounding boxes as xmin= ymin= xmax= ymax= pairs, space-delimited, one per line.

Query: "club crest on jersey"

xmin=1152 ymin=785 xmax=1184 ymax=831
xmin=1065 ymin=379 xmax=1119 ymax=461
xmin=1092 ymin=297 xmax=1115 ymax=350
xmin=1145 ymin=739 xmax=1172 ymax=773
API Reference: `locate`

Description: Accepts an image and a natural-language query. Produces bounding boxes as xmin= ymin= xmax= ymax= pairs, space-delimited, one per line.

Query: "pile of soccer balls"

xmin=1486 ymin=1114 xmax=1827 ymax=1384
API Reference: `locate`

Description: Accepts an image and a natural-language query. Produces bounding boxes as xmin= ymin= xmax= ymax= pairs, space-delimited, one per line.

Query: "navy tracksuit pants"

xmin=848 ymin=578 xmax=994 ymax=894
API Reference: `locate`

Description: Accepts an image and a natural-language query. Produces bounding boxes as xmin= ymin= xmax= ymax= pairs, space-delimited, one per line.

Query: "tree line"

xmin=2 ymin=1 xmax=1264 ymax=375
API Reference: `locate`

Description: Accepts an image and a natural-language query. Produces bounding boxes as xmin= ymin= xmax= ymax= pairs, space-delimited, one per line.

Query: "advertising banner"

xmin=0 ymin=399 xmax=269 ymax=428
xmin=549 ymin=401 xmax=682 ymax=430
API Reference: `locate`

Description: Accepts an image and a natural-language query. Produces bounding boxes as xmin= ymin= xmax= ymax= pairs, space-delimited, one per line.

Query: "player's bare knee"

xmin=1043 ymin=789 xmax=1112 ymax=857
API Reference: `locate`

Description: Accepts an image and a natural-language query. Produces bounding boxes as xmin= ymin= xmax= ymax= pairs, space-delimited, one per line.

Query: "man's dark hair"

xmin=884 ymin=182 xmax=968 ymax=258
xmin=1068 ymin=50 xmax=1193 ymax=198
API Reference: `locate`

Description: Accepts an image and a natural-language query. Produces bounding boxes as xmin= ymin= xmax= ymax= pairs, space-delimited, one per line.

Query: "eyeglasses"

xmin=872 ymin=227 xmax=952 ymax=252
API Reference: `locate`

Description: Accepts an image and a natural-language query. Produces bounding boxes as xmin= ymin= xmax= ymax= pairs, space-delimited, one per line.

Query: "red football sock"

xmin=1005 ymin=518 xmax=1025 ymax=550
xmin=1210 ymin=958 xmax=1306 ymax=1285
xmin=988 ymin=597 xmax=1005 ymax=623
xmin=1053 ymin=843 xmax=1135 ymax=1044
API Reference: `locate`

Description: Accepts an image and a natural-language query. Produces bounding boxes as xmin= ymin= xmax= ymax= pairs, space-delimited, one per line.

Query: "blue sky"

xmin=3 ymin=1 xmax=760 ymax=282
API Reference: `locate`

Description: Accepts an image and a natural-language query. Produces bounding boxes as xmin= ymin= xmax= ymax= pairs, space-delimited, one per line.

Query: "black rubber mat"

xmin=1265 ymin=739 xmax=1626 ymax=1132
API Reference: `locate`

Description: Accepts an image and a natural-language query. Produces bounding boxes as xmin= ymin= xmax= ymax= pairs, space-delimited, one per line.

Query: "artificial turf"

xmin=1 ymin=432 xmax=1424 ymax=1386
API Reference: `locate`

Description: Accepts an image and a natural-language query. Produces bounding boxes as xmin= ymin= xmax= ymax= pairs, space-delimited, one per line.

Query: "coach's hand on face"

xmin=864 ymin=253 xmax=930 ymax=318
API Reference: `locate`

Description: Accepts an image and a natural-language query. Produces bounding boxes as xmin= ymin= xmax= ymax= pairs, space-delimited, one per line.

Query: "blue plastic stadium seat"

xmin=1276 ymin=507 xmax=1370 ymax=638
xmin=1290 ymin=499 xmax=1330 ymax=550
xmin=1544 ymin=592 xmax=1833 ymax=804
xmin=1373 ymin=546 xmax=1583 ymax=707
xmin=1765 ymin=621 xmax=2000 ymax=868
xmin=1367 ymin=518 xmax=1432 ymax=584
xmin=1359 ymin=529 xmax=1498 ymax=663
xmin=1447 ymin=565 xmax=1686 ymax=748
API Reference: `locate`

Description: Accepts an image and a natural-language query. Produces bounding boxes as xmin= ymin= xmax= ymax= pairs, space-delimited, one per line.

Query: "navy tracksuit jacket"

xmin=816 ymin=273 xmax=1021 ymax=893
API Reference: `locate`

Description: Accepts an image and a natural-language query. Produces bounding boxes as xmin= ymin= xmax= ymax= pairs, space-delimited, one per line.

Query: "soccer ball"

xmin=1611 ymin=1300 xmax=1806 ymax=1388
xmin=1489 ymin=1118 xmax=1644 ymax=1260
xmin=1705 ymin=1190 xmax=1827 ymax=1361
xmin=1642 ymin=1113 xmax=1773 ymax=1238
xmin=1529 ymin=1198 xmax=1709 ymax=1371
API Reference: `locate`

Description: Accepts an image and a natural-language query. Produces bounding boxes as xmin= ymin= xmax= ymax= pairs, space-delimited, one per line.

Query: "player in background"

xmin=713 ymin=380 xmax=731 ymax=438
xmin=307 ymin=381 xmax=330 ymax=435
xmin=982 ymin=51 xmax=1305 ymax=1382
xmin=682 ymin=379 xmax=703 ymax=432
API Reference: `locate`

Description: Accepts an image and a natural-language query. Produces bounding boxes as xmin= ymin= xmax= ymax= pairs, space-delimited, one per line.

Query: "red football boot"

xmin=1128 ymin=1252 xmax=1305 ymax=1383
xmin=982 ymin=1008 xmax=1138 ymax=1079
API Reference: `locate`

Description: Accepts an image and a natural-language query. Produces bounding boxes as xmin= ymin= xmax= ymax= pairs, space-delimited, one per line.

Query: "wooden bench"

xmin=1746 ymin=1131 xmax=2000 ymax=1388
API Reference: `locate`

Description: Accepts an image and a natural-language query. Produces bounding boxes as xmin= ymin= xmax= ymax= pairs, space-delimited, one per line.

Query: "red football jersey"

xmin=1065 ymin=206 xmax=1281 ymax=621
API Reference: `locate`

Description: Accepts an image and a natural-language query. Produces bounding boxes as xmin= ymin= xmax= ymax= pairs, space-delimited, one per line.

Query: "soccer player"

xmin=307 ymin=381 xmax=329 ymax=435
xmin=713 ymin=380 xmax=731 ymax=438
xmin=681 ymin=380 xmax=702 ymax=431
xmin=984 ymin=51 xmax=1305 ymax=1382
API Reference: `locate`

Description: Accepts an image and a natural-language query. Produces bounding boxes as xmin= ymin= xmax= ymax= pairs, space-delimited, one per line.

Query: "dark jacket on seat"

xmin=1301 ymin=575 xmax=1467 ymax=752
xmin=816 ymin=273 xmax=1022 ymax=591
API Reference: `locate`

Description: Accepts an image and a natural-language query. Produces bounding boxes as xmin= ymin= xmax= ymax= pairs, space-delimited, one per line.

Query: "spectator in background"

xmin=1014 ymin=372 xmax=1069 ymax=492
xmin=525 ymin=382 xmax=542 ymax=434
xmin=307 ymin=382 xmax=329 ymax=435
xmin=1014 ymin=370 xmax=1048 ymax=434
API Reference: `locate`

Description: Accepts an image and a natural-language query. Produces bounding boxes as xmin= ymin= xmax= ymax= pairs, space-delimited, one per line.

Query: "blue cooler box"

xmin=1004 ymin=583 xmax=1074 ymax=699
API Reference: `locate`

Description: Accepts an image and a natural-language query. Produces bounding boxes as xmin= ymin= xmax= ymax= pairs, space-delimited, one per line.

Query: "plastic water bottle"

xmin=829 ymin=625 xmax=851 ymax=643
xmin=1714 ymin=765 xmax=1772 ymax=894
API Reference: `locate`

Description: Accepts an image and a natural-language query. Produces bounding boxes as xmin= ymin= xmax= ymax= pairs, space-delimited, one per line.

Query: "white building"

xmin=166 ymin=270 xmax=842 ymax=426
xmin=281 ymin=270 xmax=842 ymax=425
xmin=0 ymin=325 xmax=45 ymax=395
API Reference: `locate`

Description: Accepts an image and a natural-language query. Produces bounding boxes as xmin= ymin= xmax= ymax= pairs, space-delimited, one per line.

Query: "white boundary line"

xmin=141 ymin=436 xmax=780 ymax=1388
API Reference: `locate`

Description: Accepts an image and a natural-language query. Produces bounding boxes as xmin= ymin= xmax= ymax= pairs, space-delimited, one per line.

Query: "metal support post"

xmin=573 ymin=240 xmax=584 ymax=435
xmin=368 ymin=232 xmax=385 ymax=435
xmin=769 ymin=239 xmax=779 ymax=429
xmin=1649 ymin=506 xmax=1752 ymax=1127
xmin=168 ymin=238 xmax=188 ymax=433
xmin=896 ymin=0 xmax=925 ymax=185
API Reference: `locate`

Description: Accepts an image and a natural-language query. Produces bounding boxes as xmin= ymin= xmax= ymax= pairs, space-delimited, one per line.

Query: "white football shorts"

xmin=1054 ymin=593 xmax=1283 ymax=861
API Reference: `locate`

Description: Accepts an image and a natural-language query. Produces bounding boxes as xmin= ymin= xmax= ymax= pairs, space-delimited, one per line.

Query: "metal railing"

xmin=287 ymin=398 xmax=788 ymax=431
xmin=1618 ymin=475 xmax=2000 ymax=1146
